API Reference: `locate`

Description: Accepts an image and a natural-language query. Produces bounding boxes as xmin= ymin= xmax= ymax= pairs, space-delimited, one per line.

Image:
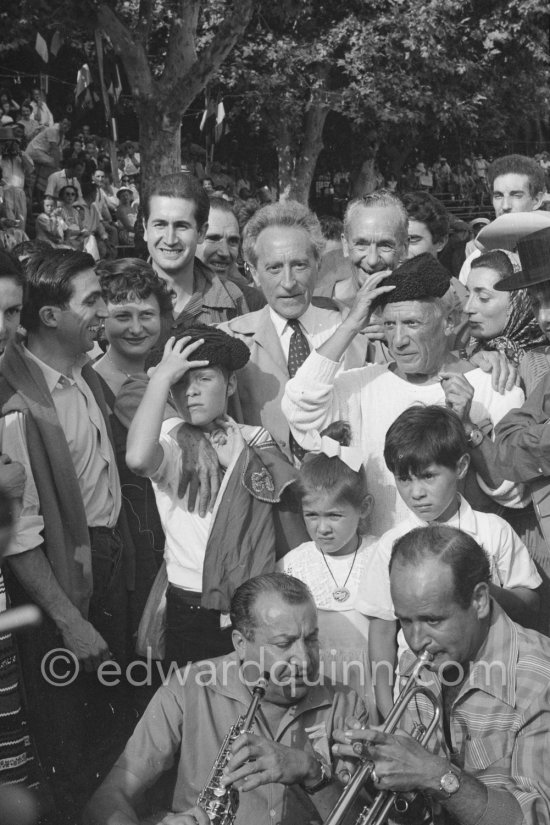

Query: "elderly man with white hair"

xmin=282 ymin=253 xmax=526 ymax=536
xmin=219 ymin=200 xmax=367 ymax=462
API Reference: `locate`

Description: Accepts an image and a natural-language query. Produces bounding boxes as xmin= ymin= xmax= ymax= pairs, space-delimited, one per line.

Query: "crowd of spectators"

xmin=1 ymin=77 xmax=550 ymax=825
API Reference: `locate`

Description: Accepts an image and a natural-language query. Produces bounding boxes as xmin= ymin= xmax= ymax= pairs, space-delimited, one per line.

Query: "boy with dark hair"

xmin=355 ymin=404 xmax=541 ymax=718
xmin=126 ymin=323 xmax=306 ymax=666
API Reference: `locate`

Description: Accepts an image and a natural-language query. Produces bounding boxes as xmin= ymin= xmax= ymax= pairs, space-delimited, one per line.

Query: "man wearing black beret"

xmin=283 ymin=252 xmax=526 ymax=537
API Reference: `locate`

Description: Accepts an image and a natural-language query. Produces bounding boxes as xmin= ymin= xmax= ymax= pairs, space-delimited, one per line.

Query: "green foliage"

xmin=215 ymin=0 xmax=550 ymax=157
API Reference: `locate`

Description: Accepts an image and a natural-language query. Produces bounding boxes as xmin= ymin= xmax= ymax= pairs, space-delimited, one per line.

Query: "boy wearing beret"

xmin=127 ymin=324 xmax=306 ymax=666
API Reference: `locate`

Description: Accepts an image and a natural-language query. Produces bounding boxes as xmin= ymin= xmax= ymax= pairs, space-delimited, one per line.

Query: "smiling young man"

xmin=0 ymin=248 xmax=133 ymax=820
xmin=143 ymin=173 xmax=248 ymax=365
xmin=334 ymin=525 xmax=550 ymax=825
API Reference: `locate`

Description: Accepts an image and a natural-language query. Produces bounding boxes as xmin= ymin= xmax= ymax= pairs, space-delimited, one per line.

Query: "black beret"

xmin=375 ymin=252 xmax=452 ymax=309
xmin=175 ymin=323 xmax=250 ymax=371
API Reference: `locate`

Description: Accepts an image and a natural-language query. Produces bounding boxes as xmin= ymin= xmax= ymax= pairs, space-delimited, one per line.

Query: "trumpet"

xmin=197 ymin=671 xmax=269 ymax=825
xmin=324 ymin=650 xmax=441 ymax=825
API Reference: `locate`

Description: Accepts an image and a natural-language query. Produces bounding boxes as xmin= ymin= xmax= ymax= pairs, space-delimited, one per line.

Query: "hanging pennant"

xmin=35 ymin=33 xmax=49 ymax=63
xmin=50 ymin=31 xmax=63 ymax=57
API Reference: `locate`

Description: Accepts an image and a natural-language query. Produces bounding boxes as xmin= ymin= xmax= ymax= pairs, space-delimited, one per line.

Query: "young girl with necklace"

xmin=278 ymin=421 xmax=377 ymax=716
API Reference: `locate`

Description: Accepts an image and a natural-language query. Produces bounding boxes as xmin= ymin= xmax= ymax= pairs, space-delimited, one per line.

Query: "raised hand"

xmin=153 ymin=336 xmax=209 ymax=388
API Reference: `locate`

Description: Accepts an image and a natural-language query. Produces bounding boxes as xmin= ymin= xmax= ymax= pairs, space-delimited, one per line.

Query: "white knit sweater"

xmin=282 ymin=351 xmax=526 ymax=537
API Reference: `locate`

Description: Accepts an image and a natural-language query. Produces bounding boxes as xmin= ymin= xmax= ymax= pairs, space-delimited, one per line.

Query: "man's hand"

xmin=439 ymin=372 xmax=474 ymax=423
xmin=175 ymin=424 xmax=222 ymax=516
xmin=60 ymin=616 xmax=110 ymax=673
xmin=333 ymin=725 xmax=446 ymax=794
xmin=0 ymin=454 xmax=26 ymax=499
xmin=209 ymin=416 xmax=245 ymax=469
xmin=469 ymin=350 xmax=518 ymax=393
xmin=221 ymin=732 xmax=318 ymax=792
xmin=158 ymin=807 xmax=210 ymax=825
xmin=361 ymin=321 xmax=386 ymax=342
xmin=345 ymin=271 xmax=395 ymax=333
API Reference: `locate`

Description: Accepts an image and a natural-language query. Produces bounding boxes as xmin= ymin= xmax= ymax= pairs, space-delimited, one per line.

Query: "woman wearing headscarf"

xmin=464 ymin=249 xmax=548 ymax=394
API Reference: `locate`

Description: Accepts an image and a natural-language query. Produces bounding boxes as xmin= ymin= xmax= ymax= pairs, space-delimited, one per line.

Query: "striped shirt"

xmin=399 ymin=602 xmax=550 ymax=823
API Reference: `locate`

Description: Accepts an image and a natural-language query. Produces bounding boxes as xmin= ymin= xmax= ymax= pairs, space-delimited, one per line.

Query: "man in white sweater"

xmin=282 ymin=253 xmax=525 ymax=537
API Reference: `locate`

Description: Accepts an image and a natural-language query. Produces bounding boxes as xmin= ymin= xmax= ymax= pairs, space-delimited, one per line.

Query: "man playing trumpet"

xmin=334 ymin=524 xmax=550 ymax=824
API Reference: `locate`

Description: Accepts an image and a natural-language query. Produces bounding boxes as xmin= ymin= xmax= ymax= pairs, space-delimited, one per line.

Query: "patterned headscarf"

xmin=468 ymin=250 xmax=546 ymax=364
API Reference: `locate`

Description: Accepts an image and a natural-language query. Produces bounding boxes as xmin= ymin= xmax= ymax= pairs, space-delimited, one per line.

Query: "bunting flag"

xmin=95 ymin=28 xmax=112 ymax=121
xmin=35 ymin=33 xmax=49 ymax=63
xmin=107 ymin=63 xmax=123 ymax=103
xmin=113 ymin=64 xmax=123 ymax=102
xmin=200 ymin=98 xmax=216 ymax=131
xmin=75 ymin=64 xmax=92 ymax=101
xmin=50 ymin=31 xmax=63 ymax=57
xmin=214 ymin=100 xmax=226 ymax=143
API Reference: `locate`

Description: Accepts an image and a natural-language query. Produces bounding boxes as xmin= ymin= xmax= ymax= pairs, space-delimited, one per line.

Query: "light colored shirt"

xmin=30 ymin=99 xmax=54 ymax=127
xmin=26 ymin=124 xmax=62 ymax=156
xmin=45 ymin=170 xmax=83 ymax=199
xmin=282 ymin=354 xmax=527 ymax=537
xmin=114 ymin=652 xmax=368 ymax=824
xmin=149 ymin=419 xmax=272 ymax=593
xmin=356 ymin=495 xmax=541 ymax=622
xmin=2 ymin=348 xmax=120 ymax=557
xmin=150 ymin=418 xmax=213 ymax=591
xmin=268 ymin=303 xmax=366 ymax=365
xmin=278 ymin=537 xmax=376 ymax=611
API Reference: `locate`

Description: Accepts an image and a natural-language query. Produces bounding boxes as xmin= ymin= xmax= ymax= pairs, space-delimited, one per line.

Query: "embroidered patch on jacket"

xmin=251 ymin=467 xmax=275 ymax=496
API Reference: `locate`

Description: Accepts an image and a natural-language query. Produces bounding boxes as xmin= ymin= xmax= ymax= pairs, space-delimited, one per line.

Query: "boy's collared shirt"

xmin=355 ymin=494 xmax=541 ymax=622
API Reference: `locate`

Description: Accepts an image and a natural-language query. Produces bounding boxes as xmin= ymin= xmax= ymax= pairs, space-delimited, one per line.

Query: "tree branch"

xmin=163 ymin=0 xmax=201 ymax=84
xmin=96 ymin=2 xmax=154 ymax=99
xmin=162 ymin=0 xmax=255 ymax=114
xmin=136 ymin=0 xmax=155 ymax=49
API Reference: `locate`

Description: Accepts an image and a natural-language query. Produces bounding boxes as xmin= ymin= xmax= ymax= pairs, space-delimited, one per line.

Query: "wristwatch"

xmin=303 ymin=759 xmax=332 ymax=794
xmin=466 ymin=425 xmax=484 ymax=448
xmin=438 ymin=767 xmax=461 ymax=798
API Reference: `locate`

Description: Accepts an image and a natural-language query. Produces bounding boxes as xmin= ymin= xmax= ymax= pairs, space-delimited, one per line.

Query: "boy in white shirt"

xmin=356 ymin=405 xmax=541 ymax=718
xmin=127 ymin=324 xmax=304 ymax=666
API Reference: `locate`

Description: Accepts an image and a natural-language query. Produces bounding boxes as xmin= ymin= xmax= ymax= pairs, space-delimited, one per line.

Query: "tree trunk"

xmin=96 ymin=0 xmax=254 ymax=188
xmin=352 ymin=156 xmax=379 ymax=198
xmin=136 ymin=100 xmax=182 ymax=191
xmin=276 ymin=102 xmax=329 ymax=205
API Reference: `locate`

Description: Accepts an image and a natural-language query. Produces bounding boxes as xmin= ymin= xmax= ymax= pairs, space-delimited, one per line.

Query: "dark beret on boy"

xmin=176 ymin=323 xmax=250 ymax=371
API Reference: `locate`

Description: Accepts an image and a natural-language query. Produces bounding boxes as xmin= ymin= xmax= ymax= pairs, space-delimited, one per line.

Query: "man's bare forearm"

xmin=8 ymin=546 xmax=84 ymax=629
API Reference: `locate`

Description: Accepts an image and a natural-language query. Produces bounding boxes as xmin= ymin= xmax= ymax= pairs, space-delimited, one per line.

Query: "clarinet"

xmin=197 ymin=671 xmax=270 ymax=824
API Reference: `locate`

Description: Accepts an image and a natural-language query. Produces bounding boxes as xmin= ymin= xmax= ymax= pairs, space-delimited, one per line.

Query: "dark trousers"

xmin=9 ymin=527 xmax=135 ymax=824
xmin=165 ymin=584 xmax=234 ymax=668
